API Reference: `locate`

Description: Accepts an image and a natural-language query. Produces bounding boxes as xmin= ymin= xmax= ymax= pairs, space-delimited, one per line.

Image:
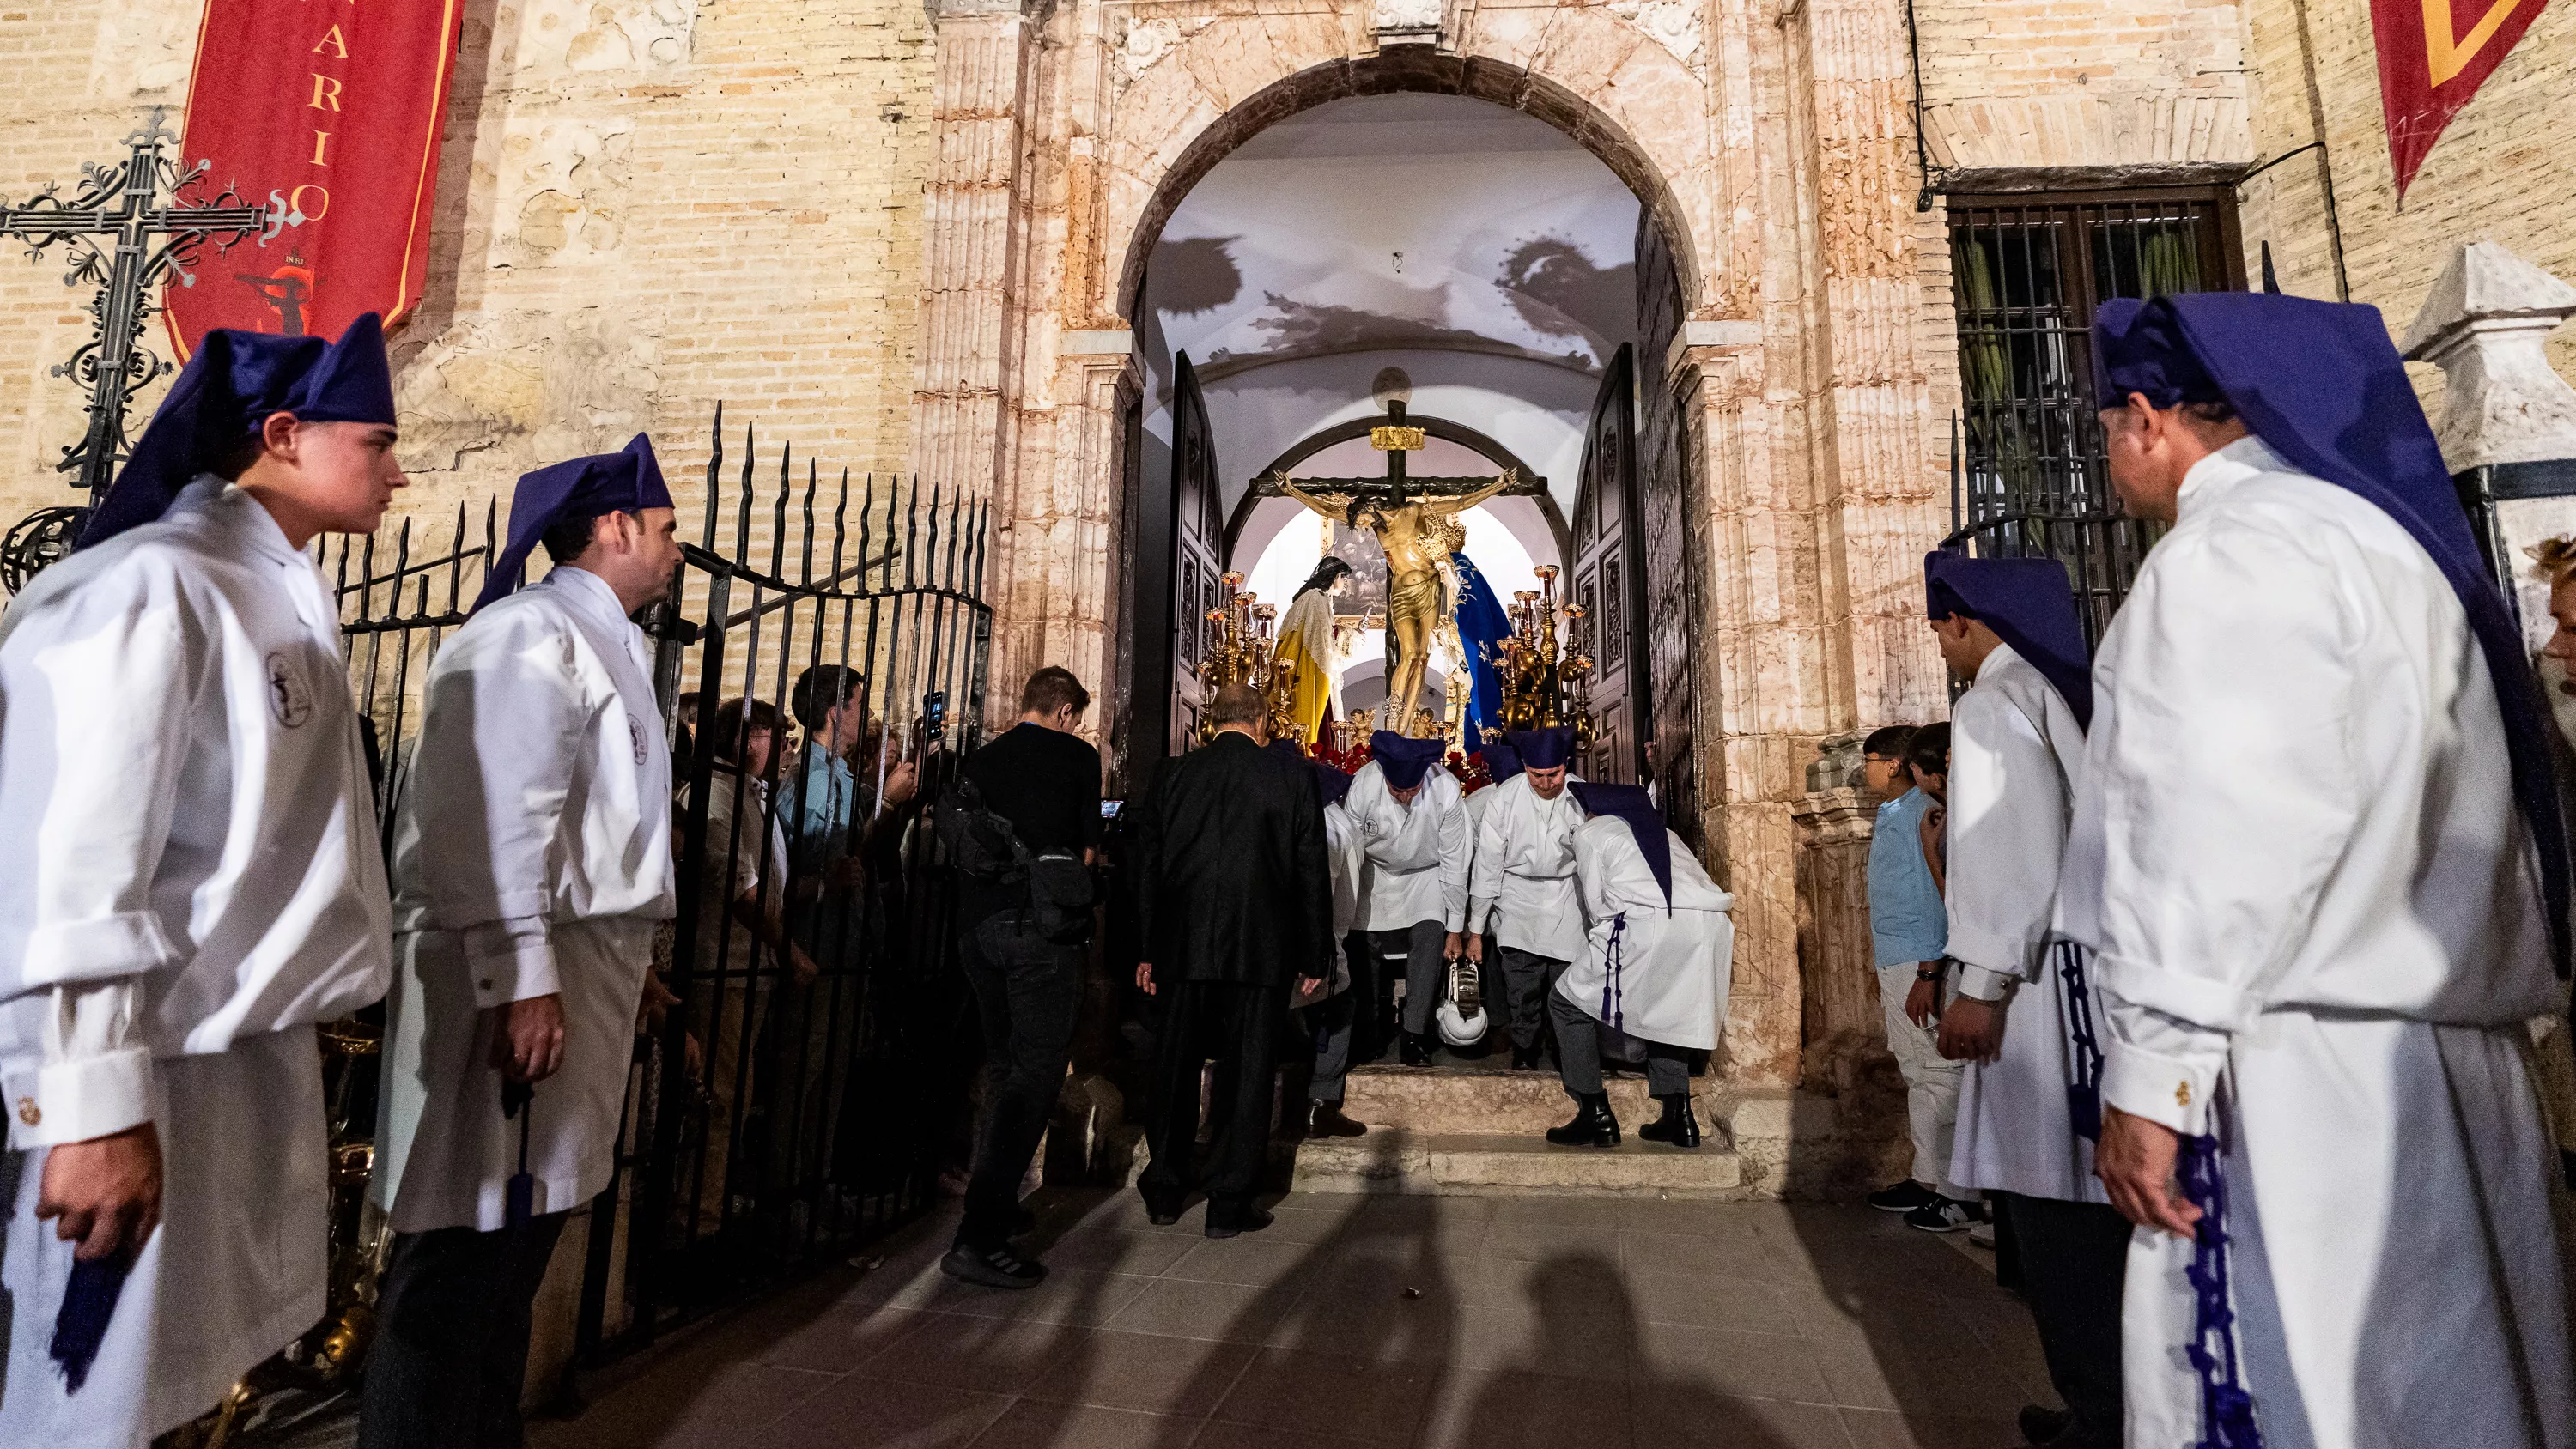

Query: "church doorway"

xmin=1118 ymin=91 xmax=1698 ymax=815
xmin=1111 ymin=89 xmax=1705 ymax=1085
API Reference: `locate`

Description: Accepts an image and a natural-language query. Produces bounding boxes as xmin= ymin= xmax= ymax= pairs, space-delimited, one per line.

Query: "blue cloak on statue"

xmin=1450 ymin=550 xmax=1514 ymax=743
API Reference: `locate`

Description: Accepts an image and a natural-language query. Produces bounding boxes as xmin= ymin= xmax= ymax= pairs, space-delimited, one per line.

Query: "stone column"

xmin=993 ymin=332 xmax=1137 ymax=755
xmin=1675 ymin=323 xmax=1820 ymax=1090
xmin=2399 ymin=240 xmax=2576 ymax=648
xmin=1789 ymin=0 xmax=1947 ymax=734
xmin=913 ymin=0 xmax=1038 ymax=507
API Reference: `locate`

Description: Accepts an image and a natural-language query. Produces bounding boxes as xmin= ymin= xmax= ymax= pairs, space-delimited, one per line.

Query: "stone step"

xmin=1340 ymin=1064 xmax=1686 ymax=1134
xmin=1288 ymin=1129 xmax=1744 ymax=1197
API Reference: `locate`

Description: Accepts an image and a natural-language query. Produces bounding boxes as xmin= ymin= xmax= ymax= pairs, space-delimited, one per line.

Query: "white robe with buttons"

xmin=1346 ymin=761 xmax=1469 ymax=931
xmin=373 ymin=566 xmax=677 ymax=1234
xmin=1941 ymin=643 xmax=2105 ymax=1205
xmin=2065 ymin=438 xmax=2573 ymax=1449
xmin=1553 ymin=816 xmax=1731 ymax=1052
xmin=1461 ymin=773 xmax=1588 ymax=962
xmin=0 ymin=480 xmax=391 ymax=1447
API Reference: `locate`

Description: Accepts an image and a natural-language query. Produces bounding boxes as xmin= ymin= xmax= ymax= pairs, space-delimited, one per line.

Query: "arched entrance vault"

xmin=911 ymin=0 xmax=1959 ymax=1096
xmin=1104 ymin=47 xmax=1717 ymax=326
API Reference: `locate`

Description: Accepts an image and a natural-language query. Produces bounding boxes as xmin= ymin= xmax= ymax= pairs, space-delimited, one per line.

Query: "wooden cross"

xmin=3 ymin=109 xmax=272 ymax=510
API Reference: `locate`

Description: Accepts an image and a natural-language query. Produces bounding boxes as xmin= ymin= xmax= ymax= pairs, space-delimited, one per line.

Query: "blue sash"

xmin=1600 ymin=913 xmax=1628 ymax=1032
xmin=2178 ymin=1125 xmax=2265 ymax=1448
xmin=2054 ymin=941 xmax=2105 ymax=1141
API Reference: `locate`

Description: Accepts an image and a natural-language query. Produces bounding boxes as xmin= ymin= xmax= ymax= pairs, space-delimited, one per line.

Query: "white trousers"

xmin=1876 ymin=962 xmax=1965 ymax=1196
xmin=0 ymin=1029 xmax=327 ymax=1449
xmin=2123 ymin=1013 xmax=2575 ymax=1449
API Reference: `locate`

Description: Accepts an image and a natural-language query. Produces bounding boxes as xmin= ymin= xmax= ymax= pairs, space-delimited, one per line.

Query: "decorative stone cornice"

xmin=2400 ymin=241 xmax=2576 ymax=472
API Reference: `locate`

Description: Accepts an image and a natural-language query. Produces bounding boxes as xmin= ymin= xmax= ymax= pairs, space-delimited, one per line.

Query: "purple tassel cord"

xmin=1601 ymin=913 xmax=1627 ymax=1031
xmin=50 ymin=1253 xmax=131 ymax=1392
xmin=2177 ymin=1132 xmax=2264 ymax=1449
xmin=2057 ymin=942 xmax=2105 ymax=1142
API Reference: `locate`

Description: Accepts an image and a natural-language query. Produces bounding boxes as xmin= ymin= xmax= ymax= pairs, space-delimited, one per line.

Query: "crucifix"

xmin=3 ymin=109 xmax=271 ymax=515
xmin=1267 ymin=398 xmax=1526 ymax=737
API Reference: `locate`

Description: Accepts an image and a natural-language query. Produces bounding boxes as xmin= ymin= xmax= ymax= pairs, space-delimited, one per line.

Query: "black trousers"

xmin=1996 ymin=1191 xmax=2129 ymax=1447
xmin=1341 ymin=930 xmax=1386 ymax=1064
xmin=1139 ymin=978 xmax=1289 ymax=1218
xmin=957 ymin=908 xmax=1084 ymax=1249
xmin=358 ymin=1212 xmax=570 ymax=1449
xmin=1496 ymin=946 xmax=1569 ymax=1053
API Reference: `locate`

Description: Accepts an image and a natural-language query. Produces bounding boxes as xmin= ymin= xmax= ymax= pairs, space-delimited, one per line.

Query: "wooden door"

xmin=1166 ymin=354 xmax=1225 ymax=755
xmin=1567 ymin=344 xmax=1649 ymax=785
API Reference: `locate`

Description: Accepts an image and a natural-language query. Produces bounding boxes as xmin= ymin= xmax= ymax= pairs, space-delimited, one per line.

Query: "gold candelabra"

xmin=1492 ymin=563 xmax=1595 ymax=752
xmin=1198 ymin=573 xmax=1304 ymax=746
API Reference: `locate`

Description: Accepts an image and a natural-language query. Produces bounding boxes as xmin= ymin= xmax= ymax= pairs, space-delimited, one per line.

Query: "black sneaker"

xmin=1866 ymin=1179 xmax=1936 ymax=1213
xmin=939 ymin=1243 xmax=1047 ymax=1289
xmin=1903 ymin=1195 xmax=1979 ymax=1234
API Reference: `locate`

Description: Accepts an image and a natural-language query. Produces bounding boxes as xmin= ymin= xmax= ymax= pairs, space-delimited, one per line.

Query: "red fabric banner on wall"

xmin=165 ymin=0 xmax=462 ymax=354
xmin=2372 ymin=0 xmax=2555 ymax=200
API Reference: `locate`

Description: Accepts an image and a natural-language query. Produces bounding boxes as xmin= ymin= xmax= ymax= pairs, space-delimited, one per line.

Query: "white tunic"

xmin=1941 ymin=643 xmax=2104 ymax=1205
xmin=2063 ymin=439 xmax=2573 ymax=1448
xmin=1461 ymin=773 xmax=1588 ymax=961
xmin=374 ymin=567 xmax=677 ymax=1234
xmin=1346 ymin=761 xmax=1469 ymax=931
xmin=1294 ymin=800 xmax=1367 ymax=1009
xmin=1553 ymin=815 xmax=1732 ymax=1051
xmin=0 ymin=479 xmax=391 ymax=1447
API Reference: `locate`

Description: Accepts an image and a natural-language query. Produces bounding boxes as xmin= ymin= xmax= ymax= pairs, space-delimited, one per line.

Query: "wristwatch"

xmin=1914 ymin=961 xmax=1946 ymax=983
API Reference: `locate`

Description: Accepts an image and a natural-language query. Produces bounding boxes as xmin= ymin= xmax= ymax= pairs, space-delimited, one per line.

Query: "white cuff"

xmin=1945 ymin=920 xmax=2042 ymax=983
xmin=1953 ymin=962 xmax=2016 ymax=1003
xmin=2100 ymin=1040 xmax=2216 ymax=1136
xmin=5 ymin=1047 xmax=155 ymax=1149
xmin=465 ymin=917 xmax=559 ymax=1009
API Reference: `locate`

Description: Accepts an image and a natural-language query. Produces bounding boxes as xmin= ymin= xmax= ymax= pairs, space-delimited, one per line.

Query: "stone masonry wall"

xmin=0 ymin=0 xmax=933 ymax=543
xmin=2236 ymin=0 xmax=2576 ymax=405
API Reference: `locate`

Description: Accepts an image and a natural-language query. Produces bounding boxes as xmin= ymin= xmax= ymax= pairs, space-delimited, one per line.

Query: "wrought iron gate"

xmin=324 ymin=408 xmax=993 ymax=1376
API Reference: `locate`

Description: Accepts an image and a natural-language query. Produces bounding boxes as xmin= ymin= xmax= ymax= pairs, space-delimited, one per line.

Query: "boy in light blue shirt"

xmin=1861 ymin=723 xmax=1965 ymax=1223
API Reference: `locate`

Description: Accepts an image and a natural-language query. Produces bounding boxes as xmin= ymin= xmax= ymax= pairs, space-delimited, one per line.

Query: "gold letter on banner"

xmin=2422 ymin=0 xmax=2525 ymax=85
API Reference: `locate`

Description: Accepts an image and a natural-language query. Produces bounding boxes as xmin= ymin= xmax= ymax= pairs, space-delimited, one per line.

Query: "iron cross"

xmin=3 ymin=109 xmax=271 ymax=510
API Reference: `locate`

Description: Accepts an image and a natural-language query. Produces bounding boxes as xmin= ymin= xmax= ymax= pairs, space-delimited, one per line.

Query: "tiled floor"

xmin=526 ymin=1191 xmax=2054 ymax=1449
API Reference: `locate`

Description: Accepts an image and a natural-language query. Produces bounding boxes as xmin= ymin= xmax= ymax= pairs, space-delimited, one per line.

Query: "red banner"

xmin=165 ymin=0 xmax=462 ymax=355
xmin=2372 ymin=0 xmax=2554 ymax=199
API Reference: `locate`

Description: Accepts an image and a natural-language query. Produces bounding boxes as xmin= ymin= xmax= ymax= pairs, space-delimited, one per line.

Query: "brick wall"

xmin=2237 ymin=0 xmax=2576 ymax=402
xmin=0 ymin=0 xmax=933 ymax=545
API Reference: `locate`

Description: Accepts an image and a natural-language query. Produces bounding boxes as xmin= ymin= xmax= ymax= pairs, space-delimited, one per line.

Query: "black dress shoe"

xmin=1309 ymin=1102 xmax=1368 ymax=1137
xmin=1510 ymin=1043 xmax=1541 ymax=1071
xmin=1400 ymin=1032 xmax=1433 ymax=1067
xmin=1139 ymin=1191 xmax=1184 ymax=1227
xmin=939 ymin=1243 xmax=1047 ymax=1289
xmin=1637 ymin=1094 xmax=1701 ymax=1149
xmin=1204 ymin=1204 xmax=1274 ymax=1239
xmin=2017 ymin=1405 xmax=2073 ymax=1445
xmin=1544 ymin=1092 xmax=1621 ymax=1147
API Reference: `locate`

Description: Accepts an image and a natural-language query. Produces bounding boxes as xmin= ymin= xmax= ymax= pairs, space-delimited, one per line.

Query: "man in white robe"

xmin=1346 ymin=732 xmax=1468 ymax=1066
xmin=362 ymin=436 xmax=681 ymax=1449
xmin=1459 ymin=728 xmax=1586 ymax=1070
xmin=0 ymin=318 xmax=404 ymax=1447
xmin=1545 ymin=784 xmax=1731 ymax=1147
xmin=2076 ymin=294 xmax=2574 ymax=1449
xmin=1294 ymin=755 xmax=1369 ymax=1137
xmin=1923 ymin=551 xmax=2124 ymax=1447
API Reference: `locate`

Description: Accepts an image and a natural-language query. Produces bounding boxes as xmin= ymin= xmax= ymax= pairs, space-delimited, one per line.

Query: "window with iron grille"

xmin=1945 ymin=186 xmax=2245 ymax=644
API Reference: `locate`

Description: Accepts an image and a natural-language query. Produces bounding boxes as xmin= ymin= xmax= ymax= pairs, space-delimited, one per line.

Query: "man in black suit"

xmin=1133 ymin=683 xmax=1334 ymax=1237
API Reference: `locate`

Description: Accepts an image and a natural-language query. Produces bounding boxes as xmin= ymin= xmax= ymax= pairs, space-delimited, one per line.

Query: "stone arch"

xmin=1099 ymin=21 xmax=1719 ymax=325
